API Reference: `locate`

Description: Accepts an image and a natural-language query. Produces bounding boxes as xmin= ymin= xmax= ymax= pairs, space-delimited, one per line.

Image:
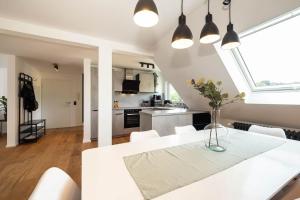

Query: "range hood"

xmin=122 ymin=69 xmax=140 ymax=94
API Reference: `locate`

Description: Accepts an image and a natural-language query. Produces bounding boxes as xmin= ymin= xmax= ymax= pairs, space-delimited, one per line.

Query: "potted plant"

xmin=0 ymin=96 xmax=7 ymax=121
xmin=189 ymin=78 xmax=245 ymax=151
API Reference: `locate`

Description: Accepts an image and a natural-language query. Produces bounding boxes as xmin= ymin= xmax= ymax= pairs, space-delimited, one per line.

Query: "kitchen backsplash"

xmin=114 ymin=92 xmax=155 ymax=107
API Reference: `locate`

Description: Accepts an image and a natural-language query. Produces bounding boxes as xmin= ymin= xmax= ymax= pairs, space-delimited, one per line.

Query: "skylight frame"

xmin=231 ymin=7 xmax=300 ymax=92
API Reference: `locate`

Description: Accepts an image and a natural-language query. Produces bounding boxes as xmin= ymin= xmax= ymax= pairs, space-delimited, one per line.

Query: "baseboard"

xmin=83 ymin=139 xmax=91 ymax=143
xmin=6 ymin=143 xmax=17 ymax=148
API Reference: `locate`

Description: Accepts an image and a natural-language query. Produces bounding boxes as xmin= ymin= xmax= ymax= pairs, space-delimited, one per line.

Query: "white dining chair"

xmin=248 ymin=125 xmax=286 ymax=139
xmin=29 ymin=167 xmax=80 ymax=200
xmin=130 ymin=130 xmax=160 ymax=143
xmin=175 ymin=125 xmax=197 ymax=136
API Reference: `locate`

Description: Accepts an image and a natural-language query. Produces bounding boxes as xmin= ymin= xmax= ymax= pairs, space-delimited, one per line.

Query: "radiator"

xmin=232 ymin=122 xmax=300 ymax=141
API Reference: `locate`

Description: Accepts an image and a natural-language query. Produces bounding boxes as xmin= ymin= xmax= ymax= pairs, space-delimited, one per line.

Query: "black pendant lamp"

xmin=134 ymin=0 xmax=159 ymax=28
xmin=221 ymin=1 xmax=240 ymax=49
xmin=171 ymin=0 xmax=194 ymax=49
xmin=199 ymin=0 xmax=220 ymax=44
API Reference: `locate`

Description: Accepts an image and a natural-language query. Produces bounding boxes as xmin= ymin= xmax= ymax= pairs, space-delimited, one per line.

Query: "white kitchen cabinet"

xmin=138 ymin=73 xmax=155 ymax=93
xmin=112 ymin=110 xmax=124 ymax=136
xmin=140 ymin=112 xmax=193 ymax=136
xmin=113 ymin=70 xmax=124 ymax=92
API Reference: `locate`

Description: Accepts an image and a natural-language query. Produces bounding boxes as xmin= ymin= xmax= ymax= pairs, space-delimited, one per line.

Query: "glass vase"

xmin=204 ymin=108 xmax=226 ymax=152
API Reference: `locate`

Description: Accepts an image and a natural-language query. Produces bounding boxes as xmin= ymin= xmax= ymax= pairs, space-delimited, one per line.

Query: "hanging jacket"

xmin=20 ymin=82 xmax=39 ymax=112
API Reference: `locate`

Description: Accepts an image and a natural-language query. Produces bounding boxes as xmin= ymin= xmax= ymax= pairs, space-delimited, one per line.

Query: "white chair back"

xmin=130 ymin=130 xmax=160 ymax=143
xmin=175 ymin=125 xmax=197 ymax=136
xmin=29 ymin=167 xmax=80 ymax=200
xmin=248 ymin=125 xmax=286 ymax=139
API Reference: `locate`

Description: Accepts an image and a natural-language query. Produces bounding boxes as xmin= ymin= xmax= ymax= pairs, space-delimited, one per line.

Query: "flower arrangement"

xmin=189 ymin=78 xmax=245 ymax=109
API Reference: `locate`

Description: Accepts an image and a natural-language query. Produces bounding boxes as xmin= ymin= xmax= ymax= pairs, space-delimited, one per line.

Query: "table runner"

xmin=123 ymin=132 xmax=285 ymax=200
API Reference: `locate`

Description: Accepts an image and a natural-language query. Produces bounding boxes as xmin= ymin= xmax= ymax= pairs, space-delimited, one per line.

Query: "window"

xmin=165 ymin=82 xmax=182 ymax=103
xmin=169 ymin=84 xmax=182 ymax=102
xmin=232 ymin=9 xmax=300 ymax=91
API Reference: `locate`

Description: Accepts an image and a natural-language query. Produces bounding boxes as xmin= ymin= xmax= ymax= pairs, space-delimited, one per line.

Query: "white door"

xmin=42 ymin=79 xmax=82 ymax=129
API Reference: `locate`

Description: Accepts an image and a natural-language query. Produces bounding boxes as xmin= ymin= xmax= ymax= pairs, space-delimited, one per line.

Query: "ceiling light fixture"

xmin=221 ymin=0 xmax=241 ymax=49
xmin=199 ymin=0 xmax=220 ymax=44
xmin=134 ymin=0 xmax=241 ymax=50
xmin=139 ymin=62 xmax=155 ymax=69
xmin=171 ymin=0 xmax=194 ymax=49
xmin=133 ymin=0 xmax=159 ymax=28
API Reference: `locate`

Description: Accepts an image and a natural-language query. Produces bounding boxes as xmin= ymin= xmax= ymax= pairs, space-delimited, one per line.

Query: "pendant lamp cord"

xmin=208 ymin=0 xmax=210 ymax=13
xmin=229 ymin=3 xmax=231 ymax=23
xmin=181 ymin=0 xmax=183 ymax=14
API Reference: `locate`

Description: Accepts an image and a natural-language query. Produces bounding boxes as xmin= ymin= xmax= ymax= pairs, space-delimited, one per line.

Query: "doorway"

xmin=42 ymin=78 xmax=82 ymax=129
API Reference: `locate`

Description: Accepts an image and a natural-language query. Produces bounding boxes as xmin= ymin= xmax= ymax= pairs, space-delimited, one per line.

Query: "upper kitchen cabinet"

xmin=113 ymin=69 xmax=124 ymax=92
xmin=137 ymin=72 xmax=155 ymax=93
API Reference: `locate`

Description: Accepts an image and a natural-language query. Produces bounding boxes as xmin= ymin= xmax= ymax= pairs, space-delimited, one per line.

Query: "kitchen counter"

xmin=113 ymin=107 xmax=152 ymax=110
xmin=140 ymin=109 xmax=207 ymax=117
xmin=112 ymin=106 xmax=180 ymax=110
xmin=140 ymin=109 xmax=209 ymax=136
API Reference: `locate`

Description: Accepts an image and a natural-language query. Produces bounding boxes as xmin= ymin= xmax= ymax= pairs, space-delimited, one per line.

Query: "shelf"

xmin=22 ymin=131 xmax=44 ymax=141
xmin=20 ymin=126 xmax=44 ymax=134
xmin=20 ymin=132 xmax=33 ymax=140
xmin=20 ymin=119 xmax=45 ymax=126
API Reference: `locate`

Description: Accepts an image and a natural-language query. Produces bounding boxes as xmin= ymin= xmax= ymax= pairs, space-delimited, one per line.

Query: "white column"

xmin=83 ymin=58 xmax=92 ymax=143
xmin=98 ymin=45 xmax=112 ymax=147
xmin=7 ymin=55 xmax=18 ymax=147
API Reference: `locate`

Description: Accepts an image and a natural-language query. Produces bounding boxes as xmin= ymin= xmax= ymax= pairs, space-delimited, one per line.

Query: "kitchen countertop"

xmin=112 ymin=106 xmax=180 ymax=110
xmin=140 ymin=108 xmax=207 ymax=117
xmin=113 ymin=107 xmax=153 ymax=110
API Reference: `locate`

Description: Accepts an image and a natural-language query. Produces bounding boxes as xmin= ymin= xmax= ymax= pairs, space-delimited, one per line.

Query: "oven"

xmin=124 ymin=109 xmax=141 ymax=128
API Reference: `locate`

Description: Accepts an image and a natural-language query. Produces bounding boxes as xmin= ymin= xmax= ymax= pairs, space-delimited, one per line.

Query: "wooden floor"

xmin=0 ymin=127 xmax=129 ymax=200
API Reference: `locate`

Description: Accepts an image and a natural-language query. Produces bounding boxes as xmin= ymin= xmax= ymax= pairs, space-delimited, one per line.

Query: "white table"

xmin=82 ymin=129 xmax=300 ymax=200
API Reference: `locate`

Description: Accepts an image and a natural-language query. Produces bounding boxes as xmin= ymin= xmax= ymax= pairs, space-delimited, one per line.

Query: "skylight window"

xmin=232 ymin=9 xmax=300 ymax=91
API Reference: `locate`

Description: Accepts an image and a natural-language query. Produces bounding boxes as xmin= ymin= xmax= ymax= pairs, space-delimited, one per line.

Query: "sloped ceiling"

xmin=154 ymin=0 xmax=300 ymax=129
xmin=0 ymin=0 xmax=206 ymax=50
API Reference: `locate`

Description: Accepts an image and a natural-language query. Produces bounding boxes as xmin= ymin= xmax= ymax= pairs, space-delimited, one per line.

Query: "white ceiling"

xmin=22 ymin=58 xmax=84 ymax=77
xmin=0 ymin=0 xmax=206 ymax=50
xmin=0 ymin=33 xmax=157 ymax=70
xmin=113 ymin=53 xmax=158 ymax=71
xmin=0 ymin=33 xmax=98 ymax=67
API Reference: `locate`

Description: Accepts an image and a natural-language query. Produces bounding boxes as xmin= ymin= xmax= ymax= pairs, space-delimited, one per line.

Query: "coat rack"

xmin=18 ymin=73 xmax=46 ymax=144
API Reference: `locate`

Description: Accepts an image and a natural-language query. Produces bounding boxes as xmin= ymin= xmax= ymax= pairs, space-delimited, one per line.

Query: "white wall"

xmin=154 ymin=0 xmax=300 ymax=129
xmin=0 ymin=68 xmax=7 ymax=97
xmin=17 ymin=58 xmax=43 ymax=120
xmin=83 ymin=59 xmax=92 ymax=143
xmin=98 ymin=46 xmax=113 ymax=147
xmin=7 ymin=54 xmax=18 ymax=147
xmin=20 ymin=58 xmax=83 ymax=129
xmin=114 ymin=93 xmax=154 ymax=107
